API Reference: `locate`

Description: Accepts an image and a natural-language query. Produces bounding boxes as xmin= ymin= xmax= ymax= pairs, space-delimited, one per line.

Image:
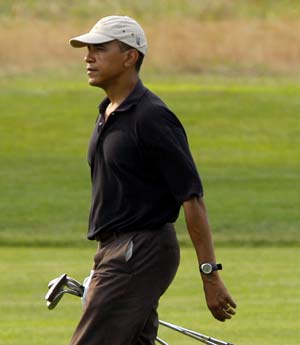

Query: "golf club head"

xmin=48 ymin=277 xmax=60 ymax=289
xmin=47 ymin=290 xmax=65 ymax=309
xmin=46 ymin=289 xmax=81 ymax=310
xmin=48 ymin=276 xmax=83 ymax=293
xmin=45 ymin=273 xmax=67 ymax=303
xmin=46 ymin=274 xmax=85 ymax=310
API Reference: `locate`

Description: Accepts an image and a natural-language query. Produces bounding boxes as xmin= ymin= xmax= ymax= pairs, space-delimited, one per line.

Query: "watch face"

xmin=201 ymin=263 xmax=212 ymax=274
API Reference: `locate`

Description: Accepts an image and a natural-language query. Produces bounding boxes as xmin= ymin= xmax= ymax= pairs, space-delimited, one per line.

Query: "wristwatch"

xmin=200 ymin=263 xmax=222 ymax=275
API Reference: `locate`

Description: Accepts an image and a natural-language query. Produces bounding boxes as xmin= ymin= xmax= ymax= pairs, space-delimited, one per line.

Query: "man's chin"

xmin=88 ymin=78 xmax=101 ymax=87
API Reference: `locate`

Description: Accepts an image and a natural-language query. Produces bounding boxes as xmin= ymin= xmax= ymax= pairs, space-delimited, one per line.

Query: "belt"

xmin=94 ymin=224 xmax=173 ymax=244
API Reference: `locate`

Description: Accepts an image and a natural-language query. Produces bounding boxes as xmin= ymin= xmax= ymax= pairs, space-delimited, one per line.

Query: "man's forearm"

xmin=183 ymin=195 xmax=237 ymax=322
xmin=183 ymin=196 xmax=216 ymax=266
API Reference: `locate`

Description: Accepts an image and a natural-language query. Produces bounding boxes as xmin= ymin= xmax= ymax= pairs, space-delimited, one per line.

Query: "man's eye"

xmin=95 ymin=46 xmax=105 ymax=51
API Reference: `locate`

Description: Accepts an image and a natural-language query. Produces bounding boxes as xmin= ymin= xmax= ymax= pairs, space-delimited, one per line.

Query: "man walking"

xmin=69 ymin=15 xmax=236 ymax=345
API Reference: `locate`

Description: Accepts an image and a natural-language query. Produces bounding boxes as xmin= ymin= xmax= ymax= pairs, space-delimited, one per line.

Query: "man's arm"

xmin=183 ymin=196 xmax=237 ymax=322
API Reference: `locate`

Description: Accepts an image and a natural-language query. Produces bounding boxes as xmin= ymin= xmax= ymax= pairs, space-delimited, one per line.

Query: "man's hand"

xmin=202 ymin=274 xmax=236 ymax=321
xmin=183 ymin=196 xmax=237 ymax=321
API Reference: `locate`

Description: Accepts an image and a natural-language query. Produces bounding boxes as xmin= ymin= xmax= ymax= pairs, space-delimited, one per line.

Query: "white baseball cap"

xmin=69 ymin=15 xmax=147 ymax=55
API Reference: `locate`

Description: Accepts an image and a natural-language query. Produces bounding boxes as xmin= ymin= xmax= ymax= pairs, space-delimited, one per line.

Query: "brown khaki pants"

xmin=70 ymin=224 xmax=180 ymax=345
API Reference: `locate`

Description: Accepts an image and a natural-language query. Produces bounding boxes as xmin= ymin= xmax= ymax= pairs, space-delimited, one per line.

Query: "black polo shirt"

xmin=87 ymin=79 xmax=203 ymax=240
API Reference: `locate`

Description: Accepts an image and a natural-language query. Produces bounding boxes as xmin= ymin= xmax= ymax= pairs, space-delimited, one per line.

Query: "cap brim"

xmin=69 ymin=32 xmax=113 ymax=48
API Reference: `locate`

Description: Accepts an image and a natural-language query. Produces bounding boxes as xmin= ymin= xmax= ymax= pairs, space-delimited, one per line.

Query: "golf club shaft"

xmin=67 ymin=276 xmax=85 ymax=289
xmin=159 ymin=320 xmax=233 ymax=345
xmin=159 ymin=320 xmax=215 ymax=345
xmin=156 ymin=336 xmax=169 ymax=345
xmin=179 ymin=327 xmax=233 ymax=345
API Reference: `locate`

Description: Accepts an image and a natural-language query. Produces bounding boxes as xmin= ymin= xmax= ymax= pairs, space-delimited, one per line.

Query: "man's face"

xmin=84 ymin=41 xmax=129 ymax=88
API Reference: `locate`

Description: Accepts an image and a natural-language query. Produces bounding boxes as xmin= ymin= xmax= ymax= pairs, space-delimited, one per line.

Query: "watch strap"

xmin=213 ymin=263 xmax=223 ymax=271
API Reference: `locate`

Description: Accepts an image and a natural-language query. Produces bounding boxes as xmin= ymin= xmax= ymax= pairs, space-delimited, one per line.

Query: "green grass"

xmin=1 ymin=68 xmax=299 ymax=344
xmin=1 ymin=70 xmax=299 ymax=246
xmin=0 ymin=246 xmax=299 ymax=345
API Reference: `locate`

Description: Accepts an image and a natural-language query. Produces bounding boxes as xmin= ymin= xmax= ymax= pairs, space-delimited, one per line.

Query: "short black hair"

xmin=117 ymin=41 xmax=144 ymax=72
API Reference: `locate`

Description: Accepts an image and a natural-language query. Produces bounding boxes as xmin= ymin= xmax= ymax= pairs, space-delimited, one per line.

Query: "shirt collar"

xmin=98 ymin=79 xmax=147 ymax=115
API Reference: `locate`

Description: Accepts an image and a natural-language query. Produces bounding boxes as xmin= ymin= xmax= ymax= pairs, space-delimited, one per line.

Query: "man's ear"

xmin=124 ymin=49 xmax=139 ymax=68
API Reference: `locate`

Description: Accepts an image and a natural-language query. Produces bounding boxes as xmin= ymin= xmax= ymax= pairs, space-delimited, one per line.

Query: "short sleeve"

xmin=137 ymin=105 xmax=203 ymax=204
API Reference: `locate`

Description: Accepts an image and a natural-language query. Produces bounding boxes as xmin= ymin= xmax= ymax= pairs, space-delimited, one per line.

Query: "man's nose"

xmin=84 ymin=54 xmax=92 ymax=63
xmin=84 ymin=49 xmax=94 ymax=63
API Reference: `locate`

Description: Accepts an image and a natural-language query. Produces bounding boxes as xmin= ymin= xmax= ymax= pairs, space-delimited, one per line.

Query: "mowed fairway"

xmin=0 ymin=246 xmax=299 ymax=345
xmin=1 ymin=70 xmax=300 ymax=344
xmin=1 ymin=71 xmax=299 ymax=246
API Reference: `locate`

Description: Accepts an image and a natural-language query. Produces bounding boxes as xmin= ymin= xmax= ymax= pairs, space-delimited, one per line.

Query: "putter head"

xmin=46 ymin=274 xmax=84 ymax=310
xmin=46 ymin=289 xmax=82 ymax=310
xmin=48 ymin=277 xmax=61 ymax=289
xmin=45 ymin=273 xmax=67 ymax=309
xmin=46 ymin=290 xmax=65 ymax=310
xmin=48 ymin=276 xmax=84 ymax=296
